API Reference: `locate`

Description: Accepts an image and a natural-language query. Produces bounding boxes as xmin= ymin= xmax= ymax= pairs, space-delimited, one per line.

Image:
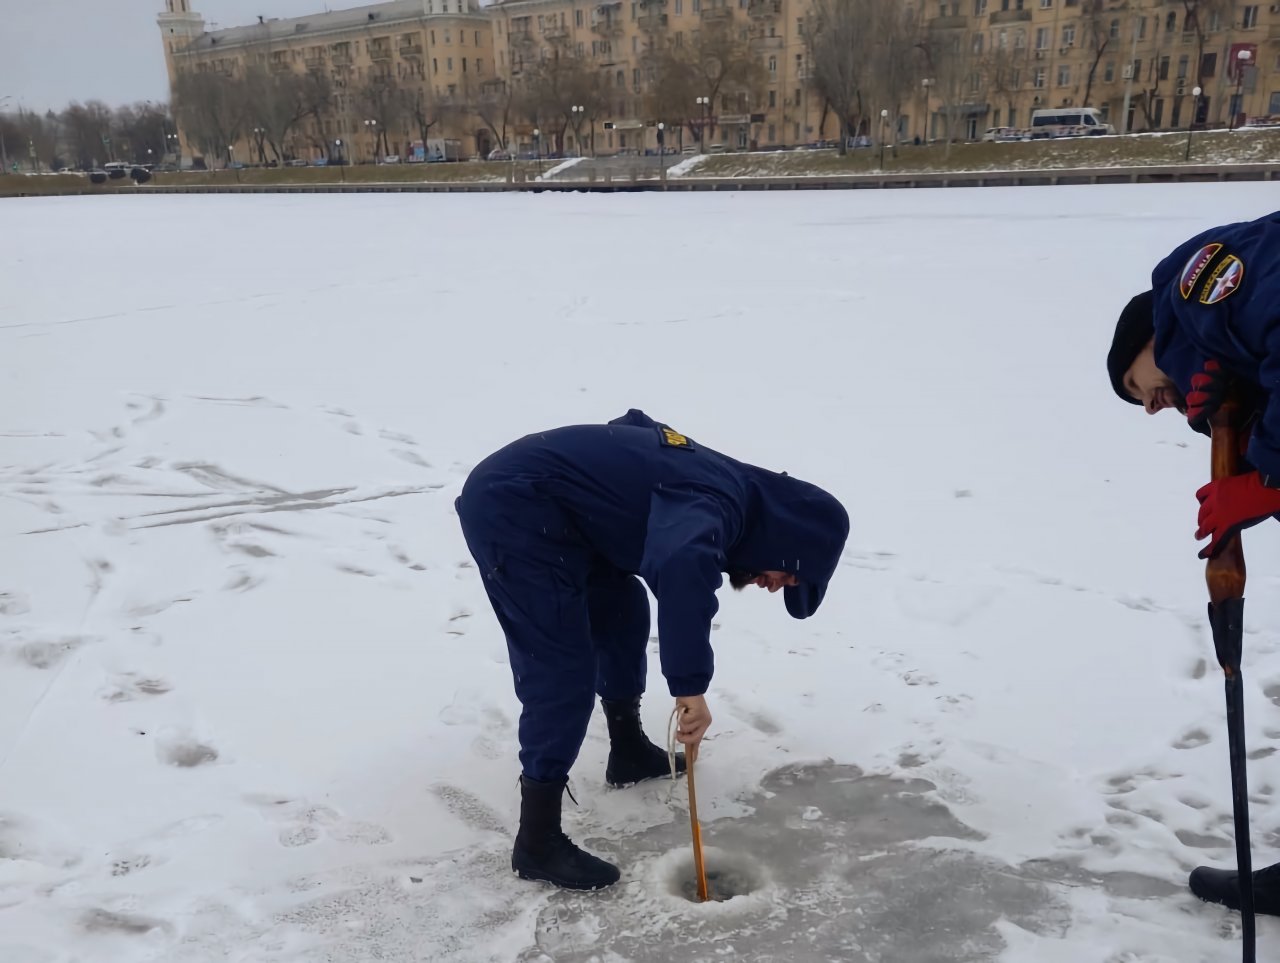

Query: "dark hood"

xmin=726 ymin=464 xmax=850 ymax=619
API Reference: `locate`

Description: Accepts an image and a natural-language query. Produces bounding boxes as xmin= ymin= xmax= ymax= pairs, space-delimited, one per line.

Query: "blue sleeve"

xmin=1249 ymin=324 xmax=1280 ymax=481
xmin=638 ymin=486 xmax=732 ymax=697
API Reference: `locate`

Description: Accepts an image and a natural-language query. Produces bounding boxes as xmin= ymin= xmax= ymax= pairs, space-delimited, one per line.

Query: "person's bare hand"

xmin=674 ymin=695 xmax=711 ymax=754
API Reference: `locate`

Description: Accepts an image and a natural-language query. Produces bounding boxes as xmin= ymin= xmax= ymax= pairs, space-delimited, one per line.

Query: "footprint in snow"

xmin=101 ymin=673 xmax=172 ymax=703
xmin=155 ymin=728 xmax=219 ymax=768
xmin=244 ymin=795 xmax=392 ymax=848
xmin=1172 ymin=728 xmax=1212 ymax=750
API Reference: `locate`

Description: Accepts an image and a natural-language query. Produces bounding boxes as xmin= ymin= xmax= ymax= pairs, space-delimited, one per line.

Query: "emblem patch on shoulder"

xmin=1180 ymin=243 xmax=1222 ymax=299
xmin=1199 ymin=254 xmax=1244 ymax=305
xmin=659 ymin=426 xmax=693 ymax=449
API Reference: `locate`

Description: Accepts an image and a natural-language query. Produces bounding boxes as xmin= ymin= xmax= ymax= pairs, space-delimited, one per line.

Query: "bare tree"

xmin=866 ymin=0 xmax=923 ymax=147
xmin=1182 ymin=0 xmax=1234 ymax=90
xmin=519 ymin=38 xmax=606 ymax=153
xmin=681 ymin=22 xmax=764 ymax=144
xmin=241 ymin=66 xmax=314 ymax=164
xmin=645 ymin=47 xmax=702 ymax=143
xmin=61 ymin=101 xmax=115 ymax=168
xmin=920 ymin=22 xmax=983 ymax=152
xmin=1081 ymin=0 xmax=1114 ymax=108
xmin=355 ymin=72 xmax=405 ymax=159
xmin=805 ymin=0 xmax=875 ymax=154
xmin=466 ymin=76 xmax=517 ymax=151
xmin=173 ymin=71 xmax=247 ymax=167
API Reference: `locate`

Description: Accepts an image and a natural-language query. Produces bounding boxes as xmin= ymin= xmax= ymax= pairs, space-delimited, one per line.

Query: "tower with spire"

xmin=157 ymin=0 xmax=205 ymax=91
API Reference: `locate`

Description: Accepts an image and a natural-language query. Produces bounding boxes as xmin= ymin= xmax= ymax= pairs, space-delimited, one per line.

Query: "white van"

xmin=1030 ymin=108 xmax=1115 ymax=136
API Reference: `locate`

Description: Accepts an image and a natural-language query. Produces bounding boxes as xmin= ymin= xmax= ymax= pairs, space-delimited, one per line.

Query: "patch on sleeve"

xmin=1179 ymin=243 xmax=1222 ymax=299
xmin=1199 ymin=254 xmax=1244 ymax=305
xmin=658 ymin=425 xmax=694 ymax=450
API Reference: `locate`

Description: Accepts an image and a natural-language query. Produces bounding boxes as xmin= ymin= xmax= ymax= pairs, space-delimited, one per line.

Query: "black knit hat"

xmin=1107 ymin=291 xmax=1155 ymax=404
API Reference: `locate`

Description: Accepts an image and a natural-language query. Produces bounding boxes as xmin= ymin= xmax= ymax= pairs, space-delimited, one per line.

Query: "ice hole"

xmin=661 ymin=847 xmax=766 ymax=903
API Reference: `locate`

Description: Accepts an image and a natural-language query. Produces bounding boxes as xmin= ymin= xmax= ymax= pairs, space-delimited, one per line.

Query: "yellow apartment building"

xmin=159 ymin=0 xmax=1280 ymax=164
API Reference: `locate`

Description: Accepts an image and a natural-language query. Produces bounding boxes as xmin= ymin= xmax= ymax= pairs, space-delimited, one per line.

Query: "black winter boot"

xmin=602 ymin=697 xmax=686 ymax=788
xmin=1189 ymin=860 xmax=1280 ymax=916
xmin=511 ymin=776 xmax=620 ymax=890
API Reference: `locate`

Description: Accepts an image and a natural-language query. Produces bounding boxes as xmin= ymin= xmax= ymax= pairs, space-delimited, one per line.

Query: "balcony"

xmin=304 ymin=52 xmax=325 ymax=67
xmin=370 ymin=46 xmax=393 ymax=62
xmin=591 ymin=16 xmax=623 ymax=34
xmin=331 ymin=48 xmax=353 ymax=64
xmin=638 ymin=11 xmax=668 ymax=28
xmin=751 ymin=34 xmax=784 ymax=49
xmin=929 ymin=14 xmax=968 ymax=28
xmin=399 ymin=42 xmax=424 ymax=57
xmin=271 ymin=58 xmax=292 ymax=72
xmin=748 ymin=0 xmax=781 ymax=17
xmin=542 ymin=24 xmax=570 ymax=39
xmin=701 ymin=4 xmax=734 ymax=21
xmin=990 ymin=7 xmax=1031 ymax=21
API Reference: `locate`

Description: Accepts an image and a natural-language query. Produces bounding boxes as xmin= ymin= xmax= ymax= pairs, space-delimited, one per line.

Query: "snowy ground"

xmin=2 ymin=186 xmax=1279 ymax=962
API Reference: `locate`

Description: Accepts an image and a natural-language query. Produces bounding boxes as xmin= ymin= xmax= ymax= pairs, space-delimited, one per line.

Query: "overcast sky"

xmin=1 ymin=1 xmax=377 ymax=114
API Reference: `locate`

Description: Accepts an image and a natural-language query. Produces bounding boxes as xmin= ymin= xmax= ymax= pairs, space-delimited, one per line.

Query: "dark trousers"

xmin=456 ymin=479 xmax=650 ymax=782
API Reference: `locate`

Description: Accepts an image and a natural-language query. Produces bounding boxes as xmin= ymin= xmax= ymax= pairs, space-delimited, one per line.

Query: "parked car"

xmin=381 ymin=154 xmax=401 ymax=164
xmin=487 ymin=148 xmax=512 ymax=161
xmin=285 ymin=159 xmax=308 ymax=167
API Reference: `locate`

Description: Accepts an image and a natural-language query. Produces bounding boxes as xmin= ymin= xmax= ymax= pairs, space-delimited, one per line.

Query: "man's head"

xmin=728 ymin=570 xmax=799 ymax=592
xmin=1108 ymin=290 xmax=1184 ymax=415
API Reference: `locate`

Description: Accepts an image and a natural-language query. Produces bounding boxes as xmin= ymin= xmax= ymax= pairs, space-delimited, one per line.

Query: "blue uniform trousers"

xmin=456 ymin=479 xmax=651 ymax=782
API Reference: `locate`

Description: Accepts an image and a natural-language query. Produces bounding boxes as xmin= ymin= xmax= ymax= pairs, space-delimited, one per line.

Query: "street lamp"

xmin=879 ymin=108 xmax=889 ymax=169
xmin=533 ymin=127 xmax=542 ymax=174
xmin=252 ymin=126 xmax=266 ymax=164
xmin=696 ymin=95 xmax=711 ymax=152
xmin=363 ymin=118 xmax=378 ymax=162
xmin=571 ymin=104 xmax=585 ymax=155
xmin=920 ymin=78 xmax=932 ymax=145
xmin=657 ymin=121 xmax=667 ymax=185
xmin=335 ymin=138 xmax=347 ymax=180
xmin=1230 ymin=49 xmax=1252 ymax=130
xmin=1185 ymin=85 xmax=1203 ymax=160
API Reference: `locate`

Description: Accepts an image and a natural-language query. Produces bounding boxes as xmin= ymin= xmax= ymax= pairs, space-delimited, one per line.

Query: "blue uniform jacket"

xmin=470 ymin=410 xmax=850 ymax=696
xmin=1152 ymin=210 xmax=1280 ymax=474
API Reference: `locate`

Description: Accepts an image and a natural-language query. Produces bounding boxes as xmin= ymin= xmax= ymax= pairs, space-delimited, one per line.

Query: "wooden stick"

xmin=687 ymin=744 xmax=710 ymax=902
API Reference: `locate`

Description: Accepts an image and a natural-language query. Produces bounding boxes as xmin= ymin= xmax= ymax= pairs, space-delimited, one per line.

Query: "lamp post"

xmin=533 ymin=127 xmax=542 ymax=175
xmin=335 ymin=138 xmax=346 ymax=180
xmin=228 ymin=144 xmax=239 ymax=181
xmin=920 ymin=78 xmax=932 ymax=144
xmin=879 ymin=108 xmax=889 ymax=169
xmin=571 ymin=105 xmax=585 ymax=155
xmin=1185 ymin=85 xmax=1202 ymax=160
xmin=252 ymin=126 xmax=266 ymax=164
xmin=363 ymin=118 xmax=378 ymax=162
xmin=696 ymin=95 xmax=710 ymax=152
xmin=657 ymin=121 xmax=667 ymax=186
xmin=1230 ymin=49 xmax=1252 ymax=130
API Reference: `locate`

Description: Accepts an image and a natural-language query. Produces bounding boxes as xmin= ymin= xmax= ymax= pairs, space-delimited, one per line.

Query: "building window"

xmin=445 ymin=29 xmax=452 ymax=44
xmin=1243 ymin=5 xmax=1259 ymax=28
xmin=476 ymin=30 xmax=481 ymax=44
xmin=675 ymin=0 xmax=682 ymax=12
xmin=768 ymin=55 xmax=777 ymax=77
xmin=1057 ymin=64 xmax=1070 ymax=85
xmin=1062 ymin=24 xmax=1075 ymax=46
xmin=431 ymin=30 xmax=436 ymax=43
xmin=1104 ymin=60 xmax=1115 ymax=81
xmin=576 ymin=9 xmax=583 ymax=25
xmin=477 ymin=58 xmax=483 ymax=74
xmin=1033 ymin=66 xmax=1046 ymax=87
xmin=462 ymin=57 xmax=467 ymax=72
xmin=974 ymin=0 xmax=987 ymax=14
xmin=1039 ymin=0 xmax=1051 ymax=7
xmin=768 ymin=89 xmax=776 ymax=106
xmin=1109 ymin=18 xmax=1120 ymax=39
xmin=1208 ymin=10 xmax=1222 ymax=31
xmin=1201 ymin=52 xmax=1217 ymax=78
xmin=433 ymin=57 xmax=438 ymax=73
xmin=794 ymin=87 xmax=801 ymax=104
xmin=693 ymin=0 xmax=701 ymax=11
xmin=1159 ymin=55 xmax=1170 ymax=80
xmin=1008 ymin=107 xmax=1016 ymax=126
xmin=460 ymin=29 xmax=466 ymax=44
xmin=1137 ymin=16 xmax=1147 ymax=38
xmin=447 ymin=57 xmax=454 ymax=70
xmin=1035 ymin=26 xmax=1049 ymax=49
xmin=1164 ymin=11 xmax=1176 ymax=33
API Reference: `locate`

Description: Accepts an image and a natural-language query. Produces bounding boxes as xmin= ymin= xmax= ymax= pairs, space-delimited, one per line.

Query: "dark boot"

xmin=1188 ymin=860 xmax=1280 ymax=916
xmin=602 ymin=697 xmax=686 ymax=788
xmin=511 ymin=776 xmax=620 ymax=890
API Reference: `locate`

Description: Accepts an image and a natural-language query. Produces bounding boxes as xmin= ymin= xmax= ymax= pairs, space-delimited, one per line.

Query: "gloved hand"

xmin=1186 ymin=359 xmax=1226 ymax=432
xmin=1195 ymin=471 xmax=1280 ymax=559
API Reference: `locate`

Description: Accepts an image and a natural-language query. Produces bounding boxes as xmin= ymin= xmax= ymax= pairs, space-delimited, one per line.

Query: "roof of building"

xmin=185 ymin=0 xmax=483 ymax=52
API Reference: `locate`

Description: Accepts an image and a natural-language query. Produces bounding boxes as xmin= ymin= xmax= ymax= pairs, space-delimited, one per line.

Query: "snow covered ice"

xmin=3 ymin=185 xmax=1280 ymax=962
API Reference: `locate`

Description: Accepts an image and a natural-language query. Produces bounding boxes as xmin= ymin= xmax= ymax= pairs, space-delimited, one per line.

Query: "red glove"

xmin=1186 ymin=359 xmax=1226 ymax=431
xmin=1195 ymin=471 xmax=1280 ymax=559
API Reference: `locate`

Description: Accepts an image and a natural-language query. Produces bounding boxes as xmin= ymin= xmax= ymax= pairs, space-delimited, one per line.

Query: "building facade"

xmin=159 ymin=0 xmax=1280 ymax=164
